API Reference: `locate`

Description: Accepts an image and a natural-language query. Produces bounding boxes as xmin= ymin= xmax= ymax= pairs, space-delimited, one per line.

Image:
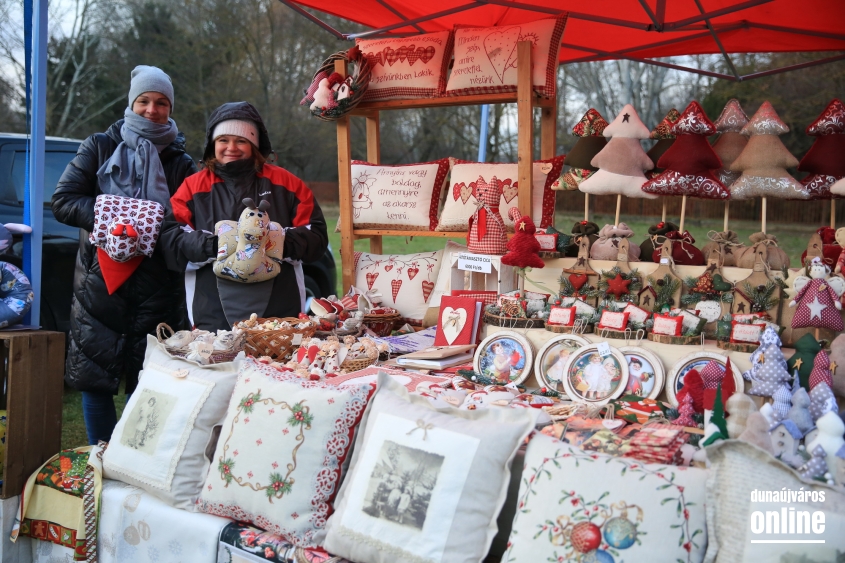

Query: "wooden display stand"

xmin=334 ymin=41 xmax=557 ymax=292
xmin=0 ymin=331 xmax=65 ymax=499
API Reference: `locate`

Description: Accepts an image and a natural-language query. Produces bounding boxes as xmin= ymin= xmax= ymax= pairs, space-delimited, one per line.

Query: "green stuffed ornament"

xmin=787 ymin=334 xmax=822 ymax=391
xmin=702 ymin=383 xmax=730 ymax=446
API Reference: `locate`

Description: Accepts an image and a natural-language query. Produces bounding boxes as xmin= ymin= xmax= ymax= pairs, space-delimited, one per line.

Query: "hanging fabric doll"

xmin=466 ymin=176 xmax=507 ymax=255
xmin=789 ymin=256 xmax=845 ymax=331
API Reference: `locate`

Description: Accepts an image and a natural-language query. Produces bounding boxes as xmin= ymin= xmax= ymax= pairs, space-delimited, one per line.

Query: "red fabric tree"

xmin=712 ymin=99 xmax=749 ymax=187
xmin=675 ymin=368 xmax=705 ymax=413
xmin=501 ymin=208 xmax=545 ymax=269
xmin=642 ymin=101 xmax=729 ymax=199
xmin=798 ymin=99 xmax=845 ymax=199
xmin=646 ymin=108 xmax=680 ymax=178
xmin=673 ymin=393 xmax=697 ymax=427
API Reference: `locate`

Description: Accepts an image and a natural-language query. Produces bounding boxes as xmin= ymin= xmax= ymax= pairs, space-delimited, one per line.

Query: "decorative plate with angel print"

xmin=561 ymin=344 xmax=629 ymax=406
xmin=534 ymin=334 xmax=591 ymax=395
xmin=474 ymin=331 xmax=534 ymax=386
xmin=618 ymin=346 xmax=665 ymax=400
xmin=666 ymin=351 xmax=743 ymax=406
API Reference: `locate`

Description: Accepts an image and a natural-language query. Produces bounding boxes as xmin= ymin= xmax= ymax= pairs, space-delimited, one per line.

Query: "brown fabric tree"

xmin=712 ymin=99 xmax=749 ymax=187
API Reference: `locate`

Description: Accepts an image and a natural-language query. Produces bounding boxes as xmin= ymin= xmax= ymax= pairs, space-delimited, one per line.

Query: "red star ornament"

xmin=606 ymin=274 xmax=632 ymax=299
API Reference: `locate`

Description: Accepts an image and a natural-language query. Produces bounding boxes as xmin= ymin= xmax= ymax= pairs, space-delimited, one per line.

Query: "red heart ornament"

xmin=569 ymin=273 xmax=588 ymax=291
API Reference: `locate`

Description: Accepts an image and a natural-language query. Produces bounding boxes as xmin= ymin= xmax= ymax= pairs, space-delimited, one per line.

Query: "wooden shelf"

xmin=350 ymin=92 xmax=555 ymax=114
xmin=354 ymin=229 xmax=468 ymax=239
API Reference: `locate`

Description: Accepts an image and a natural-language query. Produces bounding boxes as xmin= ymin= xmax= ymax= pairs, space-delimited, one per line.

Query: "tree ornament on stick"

xmin=730 ymin=101 xmax=808 ymax=201
xmin=642 ymin=101 xmax=729 ymax=200
xmin=579 ymin=104 xmax=657 ymax=199
xmin=712 ymin=99 xmax=749 ymax=187
xmin=561 ymin=109 xmax=608 ymax=190
xmin=800 ymin=99 xmax=845 ymax=200
xmin=646 ymin=108 xmax=681 ymax=178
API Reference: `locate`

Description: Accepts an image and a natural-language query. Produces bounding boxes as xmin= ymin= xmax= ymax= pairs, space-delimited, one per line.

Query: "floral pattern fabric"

xmin=504 ymin=433 xmax=707 ymax=563
xmin=217 ymin=522 xmax=351 ymax=563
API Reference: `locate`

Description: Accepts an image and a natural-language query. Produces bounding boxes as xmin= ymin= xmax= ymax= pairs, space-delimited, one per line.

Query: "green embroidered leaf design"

xmin=287 ymin=403 xmax=313 ymax=427
xmin=218 ymin=458 xmax=236 ymax=484
xmin=239 ymin=392 xmax=261 ymax=414
xmin=266 ymin=472 xmax=293 ymax=498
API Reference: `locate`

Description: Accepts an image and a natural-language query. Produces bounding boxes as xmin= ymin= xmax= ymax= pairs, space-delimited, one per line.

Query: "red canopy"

xmin=283 ymin=0 xmax=845 ymax=80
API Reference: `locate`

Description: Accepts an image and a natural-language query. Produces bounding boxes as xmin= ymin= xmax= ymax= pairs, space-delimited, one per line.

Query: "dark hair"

xmin=202 ymin=140 xmax=265 ymax=173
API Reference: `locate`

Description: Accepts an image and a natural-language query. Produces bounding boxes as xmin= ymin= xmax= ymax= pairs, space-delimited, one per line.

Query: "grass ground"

xmin=60 ymin=205 xmax=823 ymax=448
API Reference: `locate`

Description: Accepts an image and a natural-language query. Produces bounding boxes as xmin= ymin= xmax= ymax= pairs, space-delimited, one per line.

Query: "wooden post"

xmin=661 ymin=198 xmax=667 ymax=222
xmin=615 ymin=194 xmax=622 ymax=226
xmin=540 ymin=105 xmax=556 ymax=160
xmin=516 ymin=41 xmax=534 ymax=220
xmin=831 ymin=199 xmax=836 ymax=229
xmin=723 ymin=201 xmax=730 ymax=231
xmin=366 ymin=113 xmax=383 ymax=254
xmin=584 ymin=194 xmax=590 ymax=221
xmin=679 ymin=195 xmax=687 ymax=233
xmin=336 ymin=59 xmax=355 ymax=293
xmin=761 ymin=196 xmax=767 ymax=234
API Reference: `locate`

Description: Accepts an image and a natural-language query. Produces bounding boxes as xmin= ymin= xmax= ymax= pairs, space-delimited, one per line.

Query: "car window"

xmin=11 ymin=151 xmax=76 ymax=204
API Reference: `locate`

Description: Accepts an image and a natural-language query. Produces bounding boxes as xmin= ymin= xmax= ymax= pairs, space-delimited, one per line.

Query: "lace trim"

xmin=103 ymin=374 xmax=214 ymax=492
xmin=337 ymin=525 xmax=436 ymax=563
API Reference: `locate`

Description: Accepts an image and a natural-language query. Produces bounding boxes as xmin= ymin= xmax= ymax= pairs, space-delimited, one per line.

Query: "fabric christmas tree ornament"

xmin=702 ymin=384 xmax=730 ymax=446
xmin=579 ymin=104 xmax=657 ymax=199
xmin=809 ymin=350 xmax=833 ymax=389
xmin=675 ymin=368 xmax=704 ymax=413
xmin=787 ymin=333 xmax=822 ymax=391
xmin=798 ymin=99 xmax=845 ymax=199
xmin=771 ymin=383 xmax=793 ymax=422
xmin=808 ymin=351 xmax=837 ymax=422
xmin=787 ymin=387 xmax=814 ymax=434
xmin=744 ymin=326 xmax=791 ymax=398
xmin=799 ymin=445 xmax=830 ymax=481
xmin=642 ymin=101 xmax=729 ymax=199
xmin=646 ymin=108 xmax=680 ymax=177
xmin=700 ymin=359 xmax=735 ymax=411
xmin=560 ymin=109 xmax=609 ymax=191
xmin=729 ymin=101 xmax=807 ymax=200
xmin=501 ymin=209 xmax=545 ymax=269
xmin=672 ymin=392 xmax=697 ymax=427
xmin=712 ymin=99 xmax=750 ymax=187
xmin=639 ymin=221 xmax=678 ymax=263
xmin=725 ymin=392 xmax=757 ymax=439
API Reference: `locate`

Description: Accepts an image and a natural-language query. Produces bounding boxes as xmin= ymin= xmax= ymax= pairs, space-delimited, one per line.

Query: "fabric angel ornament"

xmin=789 ymin=256 xmax=845 ymax=332
xmin=466 ymin=176 xmax=507 ymax=255
xmin=579 ymin=104 xmax=657 ymax=199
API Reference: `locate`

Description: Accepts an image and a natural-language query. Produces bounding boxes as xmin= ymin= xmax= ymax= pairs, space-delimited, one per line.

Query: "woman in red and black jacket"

xmin=161 ymin=101 xmax=328 ymax=330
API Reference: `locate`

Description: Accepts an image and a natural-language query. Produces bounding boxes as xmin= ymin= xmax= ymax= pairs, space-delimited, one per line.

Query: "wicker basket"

xmin=314 ymin=326 xmax=363 ymax=340
xmin=243 ymin=317 xmax=317 ymax=360
xmin=308 ymin=48 xmax=371 ymax=122
xmin=483 ymin=310 xmax=545 ymax=329
xmin=156 ymin=323 xmax=244 ymax=364
xmin=362 ymin=312 xmax=402 ymax=337
xmin=340 ymin=356 xmax=379 ymax=372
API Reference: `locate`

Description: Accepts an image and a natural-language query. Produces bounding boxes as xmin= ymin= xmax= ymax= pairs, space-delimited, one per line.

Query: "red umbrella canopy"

xmin=290 ymin=0 xmax=845 ymax=68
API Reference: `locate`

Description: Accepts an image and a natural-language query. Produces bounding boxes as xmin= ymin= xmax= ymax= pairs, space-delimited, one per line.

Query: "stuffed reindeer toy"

xmin=214 ymin=198 xmax=285 ymax=283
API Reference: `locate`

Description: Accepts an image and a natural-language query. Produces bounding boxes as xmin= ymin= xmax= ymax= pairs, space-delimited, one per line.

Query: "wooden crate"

xmin=0 ymin=331 xmax=65 ymax=499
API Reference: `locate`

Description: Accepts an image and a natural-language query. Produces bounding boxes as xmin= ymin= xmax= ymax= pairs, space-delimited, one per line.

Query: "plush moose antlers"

xmin=242 ymin=198 xmax=271 ymax=212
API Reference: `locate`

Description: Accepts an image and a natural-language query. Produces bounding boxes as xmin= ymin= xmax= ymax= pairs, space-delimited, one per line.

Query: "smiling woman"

xmin=131 ymin=91 xmax=172 ymax=124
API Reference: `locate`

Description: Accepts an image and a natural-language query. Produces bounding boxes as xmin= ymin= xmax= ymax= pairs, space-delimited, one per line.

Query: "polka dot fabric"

xmin=91 ymin=194 xmax=165 ymax=259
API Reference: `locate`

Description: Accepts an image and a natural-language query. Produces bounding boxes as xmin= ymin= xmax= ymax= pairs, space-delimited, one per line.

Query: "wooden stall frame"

xmin=335 ymin=41 xmax=557 ymax=292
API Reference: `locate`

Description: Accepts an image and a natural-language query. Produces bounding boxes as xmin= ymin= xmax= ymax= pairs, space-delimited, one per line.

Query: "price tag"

xmin=172 ymin=368 xmax=189 ymax=378
xmin=196 ymin=342 xmax=213 ymax=360
xmin=660 ymin=258 xmax=669 ymax=265
xmin=597 ymin=342 xmax=612 ymax=358
xmin=457 ymin=252 xmax=492 ymax=274
xmin=292 ymin=333 xmax=303 ymax=346
xmin=540 ymin=163 xmax=553 ymax=175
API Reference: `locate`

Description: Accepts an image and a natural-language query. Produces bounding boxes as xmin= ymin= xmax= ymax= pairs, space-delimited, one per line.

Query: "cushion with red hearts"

xmin=90 ymin=193 xmax=165 ymax=259
xmin=356 ymin=31 xmax=454 ymax=101
xmin=436 ymin=157 xmax=564 ymax=232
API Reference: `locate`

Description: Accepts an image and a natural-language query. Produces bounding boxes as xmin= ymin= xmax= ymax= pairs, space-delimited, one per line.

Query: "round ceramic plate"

xmin=534 ymin=334 xmax=592 ymax=395
xmin=618 ymin=346 xmax=665 ymax=400
xmin=474 ymin=330 xmax=535 ymax=386
xmin=561 ymin=344 xmax=629 ymax=405
xmin=666 ymin=351 xmax=743 ymax=406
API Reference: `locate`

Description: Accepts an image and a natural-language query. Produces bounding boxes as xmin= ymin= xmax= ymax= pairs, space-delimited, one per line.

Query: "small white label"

xmin=457 ymin=252 xmax=492 ymax=274
xmin=196 ymin=342 xmax=213 ymax=360
xmin=597 ymin=342 xmax=612 ymax=357
xmin=172 ymin=368 xmax=189 ymax=378
xmin=660 ymin=258 xmax=669 ymax=265
xmin=292 ymin=333 xmax=303 ymax=345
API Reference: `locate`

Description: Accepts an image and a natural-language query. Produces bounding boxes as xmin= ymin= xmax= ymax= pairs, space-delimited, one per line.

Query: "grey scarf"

xmin=96 ymin=108 xmax=179 ymax=210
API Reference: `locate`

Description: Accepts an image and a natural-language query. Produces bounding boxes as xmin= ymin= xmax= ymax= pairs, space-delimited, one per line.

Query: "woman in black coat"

xmin=52 ymin=66 xmax=197 ymax=445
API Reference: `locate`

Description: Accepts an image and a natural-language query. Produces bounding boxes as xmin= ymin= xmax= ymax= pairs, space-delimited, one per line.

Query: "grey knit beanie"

xmin=128 ymin=65 xmax=174 ymax=110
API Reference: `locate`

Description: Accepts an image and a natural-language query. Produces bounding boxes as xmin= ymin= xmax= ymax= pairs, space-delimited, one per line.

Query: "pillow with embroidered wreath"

xmin=101 ymin=335 xmax=242 ymax=511
xmin=445 ymin=16 xmax=567 ymax=98
xmin=356 ymin=31 xmax=454 ymax=101
xmin=198 ymin=357 xmax=375 ymax=547
xmin=435 ymin=157 xmax=564 ymax=232
xmin=322 ymin=372 xmax=537 ymax=563
xmin=336 ymin=159 xmax=451 ymax=232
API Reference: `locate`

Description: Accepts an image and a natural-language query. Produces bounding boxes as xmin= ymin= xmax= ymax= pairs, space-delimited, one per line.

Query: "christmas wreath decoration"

xmin=585 ymin=267 xmax=643 ymax=302
xmin=302 ymin=47 xmax=371 ymax=121
xmin=681 ymin=271 xmax=734 ymax=307
xmin=646 ymin=274 xmax=682 ymax=312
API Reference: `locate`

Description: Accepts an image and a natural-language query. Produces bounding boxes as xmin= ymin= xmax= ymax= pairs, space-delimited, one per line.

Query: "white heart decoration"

xmin=602 ymin=419 xmax=625 ymax=431
xmin=441 ymin=306 xmax=468 ymax=345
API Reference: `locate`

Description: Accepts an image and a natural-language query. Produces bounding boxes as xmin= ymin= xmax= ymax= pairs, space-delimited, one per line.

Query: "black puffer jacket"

xmin=52 ymin=120 xmax=198 ymax=394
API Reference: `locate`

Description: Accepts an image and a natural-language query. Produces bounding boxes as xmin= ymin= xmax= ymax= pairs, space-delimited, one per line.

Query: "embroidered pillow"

xmin=704 ymin=440 xmax=845 ymax=563
xmin=102 ymin=336 xmax=241 ymax=511
xmin=198 ymin=358 xmax=375 ymax=547
xmin=445 ymin=16 xmax=567 ymax=98
xmin=505 ymin=433 xmax=708 ymax=563
xmin=435 ymin=157 xmax=563 ymax=232
xmin=354 ymin=249 xmax=444 ymax=325
xmin=322 ymin=372 xmax=537 ymax=563
xmin=357 ymin=31 xmax=454 ymax=101
xmin=341 ymin=159 xmax=450 ymax=231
